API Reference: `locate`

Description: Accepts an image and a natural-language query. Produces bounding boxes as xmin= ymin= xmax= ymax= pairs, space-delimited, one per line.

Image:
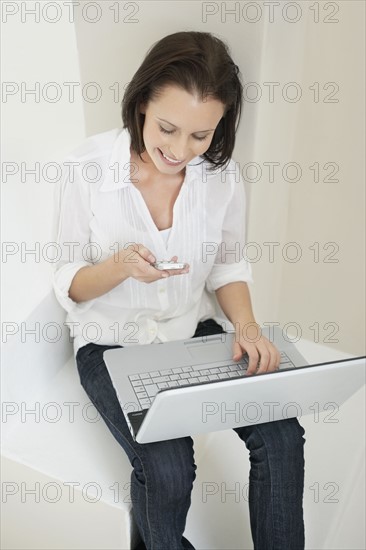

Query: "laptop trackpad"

xmin=186 ymin=342 xmax=230 ymax=364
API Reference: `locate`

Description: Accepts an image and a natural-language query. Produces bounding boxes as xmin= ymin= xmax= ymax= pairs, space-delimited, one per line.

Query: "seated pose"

xmin=53 ymin=30 xmax=305 ymax=550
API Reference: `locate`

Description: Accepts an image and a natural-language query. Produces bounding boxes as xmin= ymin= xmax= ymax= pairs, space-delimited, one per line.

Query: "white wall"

xmin=278 ymin=3 xmax=365 ymax=356
xmin=1 ymin=4 xmax=86 ymax=326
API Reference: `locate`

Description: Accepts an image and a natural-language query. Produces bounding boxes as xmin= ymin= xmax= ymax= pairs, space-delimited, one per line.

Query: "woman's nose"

xmin=170 ymin=137 xmax=189 ymax=161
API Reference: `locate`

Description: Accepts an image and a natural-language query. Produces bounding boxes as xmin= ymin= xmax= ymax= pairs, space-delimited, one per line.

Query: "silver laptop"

xmin=103 ymin=325 xmax=365 ymax=444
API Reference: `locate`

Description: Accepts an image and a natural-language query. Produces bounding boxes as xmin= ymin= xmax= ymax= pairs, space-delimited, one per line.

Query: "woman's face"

xmin=136 ymin=84 xmax=226 ymax=177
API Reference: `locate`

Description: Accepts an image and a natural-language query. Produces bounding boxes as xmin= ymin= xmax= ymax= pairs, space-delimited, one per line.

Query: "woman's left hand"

xmin=232 ymin=322 xmax=281 ymax=375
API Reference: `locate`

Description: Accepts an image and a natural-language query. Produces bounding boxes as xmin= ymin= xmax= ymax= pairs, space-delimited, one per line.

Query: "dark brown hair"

xmin=121 ymin=31 xmax=243 ymax=172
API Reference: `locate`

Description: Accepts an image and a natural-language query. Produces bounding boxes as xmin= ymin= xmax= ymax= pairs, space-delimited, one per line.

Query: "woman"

xmin=53 ymin=31 xmax=305 ymax=550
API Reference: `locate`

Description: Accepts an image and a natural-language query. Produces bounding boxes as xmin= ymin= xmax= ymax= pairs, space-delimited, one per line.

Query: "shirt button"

xmin=159 ymin=288 xmax=166 ymax=294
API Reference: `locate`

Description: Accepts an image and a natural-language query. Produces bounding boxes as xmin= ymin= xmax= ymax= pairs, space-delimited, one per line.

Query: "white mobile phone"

xmin=152 ymin=261 xmax=186 ymax=270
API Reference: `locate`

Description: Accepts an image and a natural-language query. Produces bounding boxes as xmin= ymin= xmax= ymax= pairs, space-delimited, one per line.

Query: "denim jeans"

xmin=76 ymin=318 xmax=305 ymax=550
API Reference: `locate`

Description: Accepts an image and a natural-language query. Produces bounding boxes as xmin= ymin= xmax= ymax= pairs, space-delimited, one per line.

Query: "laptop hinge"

xmin=128 ymin=409 xmax=148 ymax=437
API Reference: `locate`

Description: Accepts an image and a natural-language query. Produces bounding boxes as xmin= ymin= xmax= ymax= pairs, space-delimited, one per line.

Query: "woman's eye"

xmin=159 ymin=126 xmax=173 ymax=135
xmin=159 ymin=125 xmax=208 ymax=141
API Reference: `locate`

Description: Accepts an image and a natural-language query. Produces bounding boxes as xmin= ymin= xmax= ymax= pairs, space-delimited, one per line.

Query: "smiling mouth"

xmin=158 ymin=148 xmax=184 ymax=164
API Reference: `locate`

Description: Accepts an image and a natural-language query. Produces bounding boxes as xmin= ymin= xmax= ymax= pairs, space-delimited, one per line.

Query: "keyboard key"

xmin=229 ymin=365 xmax=239 ymax=371
xmin=200 ymin=369 xmax=210 ymax=375
xmin=160 ymin=369 xmax=173 ymax=375
xmin=139 ymin=398 xmax=151 ymax=407
xmin=140 ymin=373 xmax=151 ymax=380
xmin=178 ymin=380 xmax=189 ymax=386
xmin=209 ymin=368 xmax=220 ymax=374
xmin=182 ymin=366 xmax=193 ymax=372
xmin=237 ymin=369 xmax=247 ymax=375
xmin=280 ymin=362 xmax=294 ymax=369
xmin=157 ymin=382 xmax=169 ymax=389
xmin=189 ymin=377 xmax=199 ymax=384
xmin=151 ymin=376 xmax=170 ymax=384
xmin=129 ymin=374 xmax=140 ymax=381
xmin=170 ymin=374 xmax=180 ymax=380
xmin=208 ymin=374 xmax=219 ymax=380
xmin=144 ymin=384 xmax=158 ymax=397
xmin=131 ymin=379 xmax=143 ymax=387
xmin=150 ymin=371 xmax=160 ymax=377
xmin=168 ymin=381 xmax=179 ymax=387
xmin=198 ymin=376 xmax=209 ymax=382
xmin=180 ymin=373 xmax=190 ymax=379
xmin=133 ymin=385 xmax=145 ymax=393
xmin=218 ymin=373 xmax=229 ymax=379
xmin=172 ymin=367 xmax=183 ymax=374
xmin=136 ymin=391 xmax=148 ymax=398
xmin=219 ymin=366 xmax=230 ymax=372
xmin=192 ymin=365 xmax=205 ymax=375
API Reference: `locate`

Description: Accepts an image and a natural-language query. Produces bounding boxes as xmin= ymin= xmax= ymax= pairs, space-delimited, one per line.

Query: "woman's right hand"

xmin=113 ymin=243 xmax=190 ymax=283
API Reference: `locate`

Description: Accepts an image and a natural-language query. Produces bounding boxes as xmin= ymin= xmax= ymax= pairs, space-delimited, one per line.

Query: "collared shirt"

xmin=52 ymin=127 xmax=253 ymax=357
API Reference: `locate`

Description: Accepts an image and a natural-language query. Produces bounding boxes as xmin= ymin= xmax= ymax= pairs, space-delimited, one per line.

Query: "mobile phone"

xmin=152 ymin=261 xmax=186 ymax=270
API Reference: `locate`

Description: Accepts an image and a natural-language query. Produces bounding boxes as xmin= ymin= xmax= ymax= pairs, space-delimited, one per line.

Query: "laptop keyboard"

xmin=128 ymin=351 xmax=295 ymax=409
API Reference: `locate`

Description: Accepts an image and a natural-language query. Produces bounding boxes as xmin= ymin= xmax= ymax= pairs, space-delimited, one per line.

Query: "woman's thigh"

xmin=74 ymin=319 xmax=226 ymax=466
xmin=75 ymin=342 xmax=196 ymax=476
xmin=234 ymin=416 xmax=306 ymax=483
xmin=76 ymin=317 xmax=226 ymax=426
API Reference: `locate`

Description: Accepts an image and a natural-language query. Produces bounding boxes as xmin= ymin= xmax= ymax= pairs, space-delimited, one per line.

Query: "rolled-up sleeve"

xmin=205 ymin=167 xmax=253 ymax=293
xmin=52 ymin=161 xmax=96 ymax=313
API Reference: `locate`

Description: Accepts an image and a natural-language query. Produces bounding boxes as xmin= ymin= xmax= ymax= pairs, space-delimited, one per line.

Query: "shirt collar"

xmin=100 ymin=127 xmax=203 ymax=193
xmin=100 ymin=127 xmax=132 ymax=192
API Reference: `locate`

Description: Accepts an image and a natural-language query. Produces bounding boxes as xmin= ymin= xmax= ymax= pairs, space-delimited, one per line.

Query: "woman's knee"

xmin=238 ymin=417 xmax=305 ymax=459
xmin=261 ymin=417 xmax=306 ymax=463
xmin=132 ymin=439 xmax=197 ymax=498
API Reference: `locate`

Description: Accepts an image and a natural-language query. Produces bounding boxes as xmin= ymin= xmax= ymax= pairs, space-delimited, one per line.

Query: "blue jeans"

xmin=76 ymin=319 xmax=305 ymax=550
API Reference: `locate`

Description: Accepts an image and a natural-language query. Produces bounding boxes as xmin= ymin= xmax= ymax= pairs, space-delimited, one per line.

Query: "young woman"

xmin=53 ymin=31 xmax=305 ymax=550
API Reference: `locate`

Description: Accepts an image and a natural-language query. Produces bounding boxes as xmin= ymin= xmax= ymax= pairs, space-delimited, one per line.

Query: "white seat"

xmin=2 ymin=292 xmax=137 ymax=549
xmin=2 ymin=293 xmax=364 ymax=549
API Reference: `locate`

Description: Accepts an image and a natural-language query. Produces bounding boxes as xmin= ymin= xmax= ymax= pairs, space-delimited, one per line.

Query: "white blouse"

xmin=159 ymin=227 xmax=172 ymax=247
xmin=52 ymin=127 xmax=253 ymax=357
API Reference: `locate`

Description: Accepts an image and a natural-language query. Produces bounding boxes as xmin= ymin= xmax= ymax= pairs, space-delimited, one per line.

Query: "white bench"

xmin=2 ymin=292 xmax=365 ymax=549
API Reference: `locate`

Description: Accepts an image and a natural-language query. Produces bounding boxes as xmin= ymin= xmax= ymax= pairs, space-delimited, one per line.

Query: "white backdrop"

xmin=1 ymin=1 xmax=365 ymax=549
